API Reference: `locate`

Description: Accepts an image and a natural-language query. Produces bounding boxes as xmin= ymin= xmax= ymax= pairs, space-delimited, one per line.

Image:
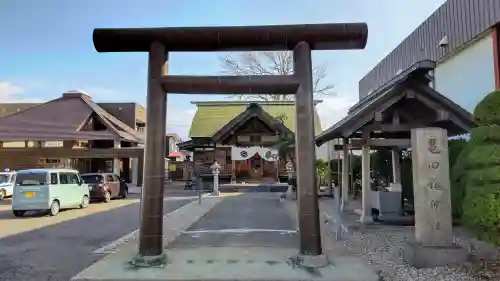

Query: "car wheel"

xmin=80 ymin=195 xmax=90 ymax=208
xmin=13 ymin=210 xmax=25 ymax=217
xmin=121 ymin=189 xmax=128 ymax=199
xmin=0 ymin=189 xmax=5 ymax=200
xmin=49 ymin=200 xmax=60 ymax=216
xmin=103 ymin=191 xmax=111 ymax=203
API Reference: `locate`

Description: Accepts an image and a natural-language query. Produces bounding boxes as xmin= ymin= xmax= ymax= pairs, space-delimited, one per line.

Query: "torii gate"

xmin=92 ymin=23 xmax=368 ymax=266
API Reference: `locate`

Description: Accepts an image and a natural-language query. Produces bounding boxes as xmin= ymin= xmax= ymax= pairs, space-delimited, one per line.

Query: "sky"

xmin=0 ymin=0 xmax=446 ymax=140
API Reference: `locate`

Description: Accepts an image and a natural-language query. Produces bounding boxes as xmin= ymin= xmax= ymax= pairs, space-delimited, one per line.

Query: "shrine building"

xmin=178 ymin=101 xmax=323 ymax=183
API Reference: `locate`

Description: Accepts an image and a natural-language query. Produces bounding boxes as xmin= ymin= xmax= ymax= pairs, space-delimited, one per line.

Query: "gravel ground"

xmin=285 ymin=199 xmax=500 ymax=281
xmin=330 ymin=225 xmax=499 ymax=281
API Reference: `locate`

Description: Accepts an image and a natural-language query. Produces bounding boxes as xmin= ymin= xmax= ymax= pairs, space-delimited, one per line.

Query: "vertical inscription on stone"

xmin=411 ymin=128 xmax=453 ymax=247
xmin=427 ymin=137 xmax=441 ymax=154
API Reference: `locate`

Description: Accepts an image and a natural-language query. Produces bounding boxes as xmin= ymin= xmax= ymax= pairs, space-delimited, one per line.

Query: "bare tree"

xmin=219 ymin=51 xmax=335 ymax=101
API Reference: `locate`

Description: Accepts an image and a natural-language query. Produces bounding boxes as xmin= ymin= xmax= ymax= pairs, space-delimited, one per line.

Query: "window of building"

xmin=27 ymin=141 xmax=43 ymax=148
xmin=43 ymin=141 xmax=63 ymax=148
xmin=250 ymin=135 xmax=261 ymax=142
xmin=2 ymin=142 xmax=26 ymax=148
xmin=104 ymin=160 xmax=114 ymax=173
xmin=170 ymin=143 xmax=178 ymax=153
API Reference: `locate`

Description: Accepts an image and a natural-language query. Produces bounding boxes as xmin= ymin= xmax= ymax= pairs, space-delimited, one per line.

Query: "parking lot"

xmin=0 ymin=183 xmax=197 ymax=281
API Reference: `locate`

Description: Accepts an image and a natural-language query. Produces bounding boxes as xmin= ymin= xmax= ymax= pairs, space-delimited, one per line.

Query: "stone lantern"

xmin=210 ymin=161 xmax=221 ymax=196
xmin=285 ymin=160 xmax=294 ymax=178
xmin=285 ymin=160 xmax=296 ymax=199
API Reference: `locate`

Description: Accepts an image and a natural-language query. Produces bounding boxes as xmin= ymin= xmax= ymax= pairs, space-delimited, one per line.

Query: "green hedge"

xmin=460 ymin=90 xmax=500 ymax=244
xmin=449 ymin=139 xmax=469 ymax=219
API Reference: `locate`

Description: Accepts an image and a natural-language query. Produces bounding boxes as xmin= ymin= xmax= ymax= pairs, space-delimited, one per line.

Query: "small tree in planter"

xmin=315 ymin=159 xmax=329 ymax=186
xmin=272 ymin=114 xmax=298 ymax=198
xmin=274 ymin=133 xmax=296 ymax=189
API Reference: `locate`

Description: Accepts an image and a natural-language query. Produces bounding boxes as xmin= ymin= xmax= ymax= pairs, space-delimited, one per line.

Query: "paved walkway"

xmin=169 ymin=193 xmax=297 ymax=249
xmin=72 ymin=193 xmax=378 ymax=281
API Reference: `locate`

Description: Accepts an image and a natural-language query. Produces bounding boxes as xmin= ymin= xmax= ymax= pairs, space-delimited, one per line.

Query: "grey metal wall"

xmin=359 ymin=0 xmax=500 ymax=99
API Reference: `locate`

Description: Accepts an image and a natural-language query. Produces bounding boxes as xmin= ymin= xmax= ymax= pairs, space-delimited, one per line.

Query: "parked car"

xmin=0 ymin=171 xmax=16 ymax=200
xmin=11 ymin=168 xmax=90 ymax=217
xmin=81 ymin=173 xmax=128 ymax=203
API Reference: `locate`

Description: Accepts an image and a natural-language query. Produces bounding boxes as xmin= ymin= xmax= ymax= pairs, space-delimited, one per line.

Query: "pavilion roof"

xmin=315 ymin=60 xmax=475 ymax=146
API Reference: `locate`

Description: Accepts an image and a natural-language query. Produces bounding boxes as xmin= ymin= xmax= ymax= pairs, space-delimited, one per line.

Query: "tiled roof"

xmin=0 ymin=103 xmax=40 ymax=118
xmin=188 ymin=100 xmax=322 ymax=138
xmin=0 ymin=92 xmax=143 ymax=142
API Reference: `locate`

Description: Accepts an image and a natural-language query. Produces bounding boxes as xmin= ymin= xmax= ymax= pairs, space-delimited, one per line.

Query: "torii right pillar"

xmin=293 ymin=41 xmax=322 ymax=257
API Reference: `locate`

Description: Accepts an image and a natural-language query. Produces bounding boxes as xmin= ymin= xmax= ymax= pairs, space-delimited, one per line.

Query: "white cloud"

xmin=0 ymin=81 xmax=44 ymax=103
xmin=316 ymin=94 xmax=357 ymax=131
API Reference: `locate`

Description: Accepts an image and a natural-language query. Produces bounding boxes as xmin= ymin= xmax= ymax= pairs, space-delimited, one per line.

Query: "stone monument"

xmin=404 ymin=128 xmax=468 ymax=268
xmin=211 ymin=161 xmax=221 ymax=196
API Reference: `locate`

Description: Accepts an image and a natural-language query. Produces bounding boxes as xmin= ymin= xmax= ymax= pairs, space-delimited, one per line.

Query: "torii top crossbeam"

xmin=92 ymin=23 xmax=368 ymax=52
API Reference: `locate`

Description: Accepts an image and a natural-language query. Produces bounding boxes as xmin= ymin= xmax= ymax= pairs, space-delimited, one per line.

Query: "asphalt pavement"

xmin=0 ymin=192 xmax=195 ymax=281
xmin=168 ymin=193 xmax=298 ymax=249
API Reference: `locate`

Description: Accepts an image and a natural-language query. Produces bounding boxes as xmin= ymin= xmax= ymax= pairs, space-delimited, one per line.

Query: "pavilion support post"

xmin=341 ymin=138 xmax=350 ymax=212
xmin=293 ymin=41 xmax=322 ymax=257
xmin=113 ymin=140 xmax=121 ymax=176
xmin=326 ymin=140 xmax=332 ymax=195
xmin=389 ymin=148 xmax=403 ymax=215
xmin=391 ymin=149 xmax=402 ymax=185
xmin=137 ymin=155 xmax=144 ymax=188
xmin=276 ymin=159 xmax=280 ymax=183
xmin=133 ymin=42 xmax=168 ymax=267
xmin=231 ymin=157 xmax=236 ymax=184
xmin=131 ymin=158 xmax=138 ymax=185
xmin=360 ymin=135 xmax=373 ymax=224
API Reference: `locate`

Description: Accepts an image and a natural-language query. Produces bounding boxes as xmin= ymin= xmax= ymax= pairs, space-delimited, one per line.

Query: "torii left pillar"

xmin=133 ymin=42 xmax=168 ymax=266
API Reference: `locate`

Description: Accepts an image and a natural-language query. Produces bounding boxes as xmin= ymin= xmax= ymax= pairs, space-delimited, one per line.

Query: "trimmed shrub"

xmin=461 ymin=90 xmax=500 ymax=244
xmin=449 ymin=139 xmax=470 ymax=219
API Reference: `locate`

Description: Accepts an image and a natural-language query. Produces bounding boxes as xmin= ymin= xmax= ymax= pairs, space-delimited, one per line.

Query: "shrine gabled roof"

xmin=188 ymin=100 xmax=323 ymax=137
xmin=211 ymin=103 xmax=294 ymax=143
xmin=315 ymin=60 xmax=475 ymax=146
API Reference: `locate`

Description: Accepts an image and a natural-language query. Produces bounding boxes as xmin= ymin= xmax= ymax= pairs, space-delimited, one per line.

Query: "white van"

xmin=11 ymin=168 xmax=90 ymax=217
xmin=0 ymin=171 xmax=16 ymax=200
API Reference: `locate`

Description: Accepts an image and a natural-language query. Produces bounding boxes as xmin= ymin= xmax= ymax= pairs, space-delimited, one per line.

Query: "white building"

xmin=358 ymin=0 xmax=500 ymax=114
